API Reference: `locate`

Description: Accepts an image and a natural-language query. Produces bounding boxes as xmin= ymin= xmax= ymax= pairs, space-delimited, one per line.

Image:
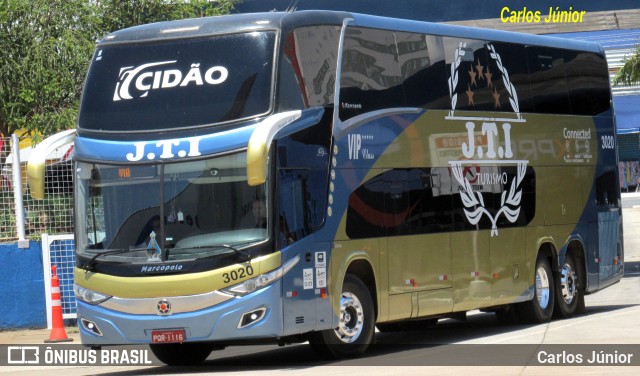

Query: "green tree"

xmin=97 ymin=0 xmax=239 ymax=33
xmin=0 ymin=0 xmax=239 ymax=139
xmin=0 ymin=0 xmax=99 ymax=139
xmin=613 ymin=45 xmax=640 ymax=86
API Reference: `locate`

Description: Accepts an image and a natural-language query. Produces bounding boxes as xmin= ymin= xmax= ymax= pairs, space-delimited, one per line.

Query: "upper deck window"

xmin=79 ymin=31 xmax=276 ymax=132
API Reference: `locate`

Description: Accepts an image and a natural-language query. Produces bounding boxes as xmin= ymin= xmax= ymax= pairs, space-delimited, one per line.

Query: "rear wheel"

xmin=516 ymin=254 xmax=555 ymax=323
xmin=150 ymin=342 xmax=212 ymax=366
xmin=309 ymin=274 xmax=375 ymax=359
xmin=554 ymin=254 xmax=582 ymax=318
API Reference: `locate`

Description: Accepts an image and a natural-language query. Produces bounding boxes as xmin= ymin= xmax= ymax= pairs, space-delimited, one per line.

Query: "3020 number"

xmin=222 ymin=266 xmax=254 ymax=283
xmin=601 ymin=135 xmax=615 ymax=149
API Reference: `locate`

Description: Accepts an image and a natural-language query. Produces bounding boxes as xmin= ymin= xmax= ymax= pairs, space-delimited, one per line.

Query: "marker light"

xmin=222 ymin=255 xmax=299 ymax=297
xmin=74 ymin=285 xmax=111 ymax=305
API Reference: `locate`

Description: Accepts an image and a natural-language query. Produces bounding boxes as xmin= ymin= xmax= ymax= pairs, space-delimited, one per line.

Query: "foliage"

xmin=0 ymin=0 xmax=239 ymax=140
xmin=97 ymin=0 xmax=239 ymax=32
xmin=613 ymin=45 xmax=640 ymax=86
xmin=0 ymin=0 xmax=99 ymax=140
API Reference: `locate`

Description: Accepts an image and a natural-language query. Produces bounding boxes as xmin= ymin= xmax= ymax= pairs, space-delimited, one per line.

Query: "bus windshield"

xmin=78 ymin=31 xmax=276 ymax=132
xmin=75 ymin=152 xmax=269 ymax=263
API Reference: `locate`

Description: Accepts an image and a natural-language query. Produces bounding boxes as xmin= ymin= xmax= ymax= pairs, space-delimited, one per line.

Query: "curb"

xmin=0 ymin=328 xmax=81 ymax=345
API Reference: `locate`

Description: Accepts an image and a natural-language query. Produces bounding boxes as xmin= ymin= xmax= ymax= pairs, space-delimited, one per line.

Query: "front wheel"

xmin=150 ymin=342 xmax=212 ymax=366
xmin=309 ymin=274 xmax=375 ymax=359
xmin=554 ymin=254 xmax=582 ymax=318
xmin=516 ymin=254 xmax=555 ymax=323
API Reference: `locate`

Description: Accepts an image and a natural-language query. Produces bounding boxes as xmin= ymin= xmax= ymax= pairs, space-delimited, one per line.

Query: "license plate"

xmin=151 ymin=329 xmax=185 ymax=343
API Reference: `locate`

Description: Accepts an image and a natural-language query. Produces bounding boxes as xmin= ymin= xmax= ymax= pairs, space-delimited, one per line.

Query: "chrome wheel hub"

xmin=560 ymin=263 xmax=577 ymax=305
xmin=334 ymin=292 xmax=364 ymax=343
xmin=535 ymin=265 xmax=551 ymax=309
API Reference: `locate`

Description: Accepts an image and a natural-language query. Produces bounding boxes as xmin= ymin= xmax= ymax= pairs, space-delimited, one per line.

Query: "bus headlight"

xmin=74 ymin=285 xmax=111 ymax=305
xmin=222 ymin=255 xmax=299 ymax=297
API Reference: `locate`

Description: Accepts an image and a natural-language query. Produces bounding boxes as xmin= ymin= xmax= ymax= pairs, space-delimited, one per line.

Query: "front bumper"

xmin=77 ymin=280 xmax=283 ymax=345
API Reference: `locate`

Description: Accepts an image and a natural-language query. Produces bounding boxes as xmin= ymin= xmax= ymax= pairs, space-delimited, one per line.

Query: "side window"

xmin=595 ymin=170 xmax=619 ymax=207
xmin=346 ymin=173 xmax=387 ymax=239
xmin=346 ymin=168 xmax=455 ymax=239
xmin=386 ymin=168 xmax=454 ymax=235
xmin=278 ymin=33 xmax=306 ymax=112
xmin=444 ymin=37 xmax=492 ymax=112
xmin=487 ymin=42 xmax=534 ymax=114
xmin=346 ymin=166 xmax=536 ymax=239
xmin=398 ymin=32 xmax=449 ymax=109
xmin=451 ymin=165 xmax=536 ymax=231
xmin=278 ymin=169 xmax=307 ymax=245
xmin=280 ymin=26 xmax=341 ymax=109
xmin=526 ymin=46 xmax=570 ymax=114
xmin=339 ymin=27 xmax=404 ymax=121
xmin=563 ymin=51 xmax=611 ymax=115
xmin=278 ymin=168 xmax=327 ymax=246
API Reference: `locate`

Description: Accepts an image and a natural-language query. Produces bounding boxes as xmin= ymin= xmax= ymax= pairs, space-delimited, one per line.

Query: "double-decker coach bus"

xmin=29 ymin=10 xmax=623 ymax=365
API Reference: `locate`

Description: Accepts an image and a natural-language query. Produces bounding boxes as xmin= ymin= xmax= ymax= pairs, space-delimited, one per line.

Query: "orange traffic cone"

xmin=45 ymin=265 xmax=73 ymax=343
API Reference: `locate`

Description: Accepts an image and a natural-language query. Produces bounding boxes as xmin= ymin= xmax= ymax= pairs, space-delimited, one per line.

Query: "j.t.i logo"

xmin=446 ymin=42 xmax=528 ymax=236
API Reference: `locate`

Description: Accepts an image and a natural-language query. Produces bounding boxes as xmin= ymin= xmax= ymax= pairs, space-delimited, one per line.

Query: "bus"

xmin=29 ymin=10 xmax=623 ymax=365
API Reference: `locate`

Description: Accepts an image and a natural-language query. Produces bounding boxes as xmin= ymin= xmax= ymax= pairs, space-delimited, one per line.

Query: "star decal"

xmin=493 ymin=87 xmax=501 ymax=109
xmin=468 ymin=65 xmax=477 ymax=86
xmin=466 ymin=84 xmax=475 ymax=106
xmin=485 ymin=66 xmax=493 ymax=87
xmin=475 ymin=59 xmax=484 ymax=81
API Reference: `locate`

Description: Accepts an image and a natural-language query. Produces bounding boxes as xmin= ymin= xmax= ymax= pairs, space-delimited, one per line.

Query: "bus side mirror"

xmin=246 ymin=111 xmax=301 ymax=186
xmin=27 ymin=129 xmax=76 ymax=199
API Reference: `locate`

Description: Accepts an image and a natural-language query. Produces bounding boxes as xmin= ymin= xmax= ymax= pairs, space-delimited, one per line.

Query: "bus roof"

xmin=352 ymin=13 xmax=604 ymax=54
xmin=98 ymin=11 xmax=348 ymax=45
xmin=98 ymin=10 xmax=604 ymax=54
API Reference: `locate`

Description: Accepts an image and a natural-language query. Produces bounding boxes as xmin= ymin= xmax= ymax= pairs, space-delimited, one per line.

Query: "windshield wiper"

xmin=172 ymin=244 xmax=251 ymax=262
xmin=82 ymin=247 xmax=148 ymax=271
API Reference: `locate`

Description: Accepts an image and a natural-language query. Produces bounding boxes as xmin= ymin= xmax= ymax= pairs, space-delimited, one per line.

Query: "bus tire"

xmin=309 ymin=274 xmax=375 ymax=359
xmin=516 ymin=254 xmax=555 ymax=323
xmin=149 ymin=342 xmax=212 ymax=366
xmin=554 ymin=254 xmax=581 ymax=318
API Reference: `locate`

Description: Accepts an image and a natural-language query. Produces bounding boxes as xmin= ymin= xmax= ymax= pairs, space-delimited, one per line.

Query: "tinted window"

xmin=398 ymin=33 xmax=449 ymax=109
xmin=79 ymin=32 xmax=275 ymax=132
xmin=526 ymin=46 xmax=570 ymax=114
xmin=444 ymin=37 xmax=490 ymax=112
xmin=346 ymin=166 xmax=536 ymax=239
xmin=280 ymin=26 xmax=341 ymax=110
xmin=346 ymin=172 xmax=387 ymax=239
xmin=488 ymin=42 xmax=534 ymax=113
xmin=339 ymin=27 xmax=404 ymax=120
xmin=595 ymin=169 xmax=619 ymax=207
xmin=384 ymin=168 xmax=454 ymax=236
xmin=278 ymin=169 xmax=310 ymax=245
xmin=451 ymin=165 xmax=536 ymax=231
xmin=563 ymin=51 xmax=611 ymax=115
xmin=442 ymin=38 xmax=534 ymax=114
xmin=278 ymin=167 xmax=328 ymax=246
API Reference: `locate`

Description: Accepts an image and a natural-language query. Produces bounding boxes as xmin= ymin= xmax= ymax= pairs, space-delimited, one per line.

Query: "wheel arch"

xmin=333 ymin=253 xmax=379 ymax=322
xmin=345 ymin=259 xmax=378 ymax=320
xmin=537 ymin=241 xmax=557 ymax=270
xmin=560 ymin=237 xmax=588 ymax=294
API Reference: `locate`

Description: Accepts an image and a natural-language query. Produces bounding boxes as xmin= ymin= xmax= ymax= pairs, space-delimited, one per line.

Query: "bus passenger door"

xmin=278 ymin=169 xmax=317 ymax=334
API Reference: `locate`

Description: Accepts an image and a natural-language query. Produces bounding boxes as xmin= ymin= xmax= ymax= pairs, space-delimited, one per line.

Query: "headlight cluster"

xmin=74 ymin=285 xmax=111 ymax=305
xmin=222 ymin=255 xmax=299 ymax=296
